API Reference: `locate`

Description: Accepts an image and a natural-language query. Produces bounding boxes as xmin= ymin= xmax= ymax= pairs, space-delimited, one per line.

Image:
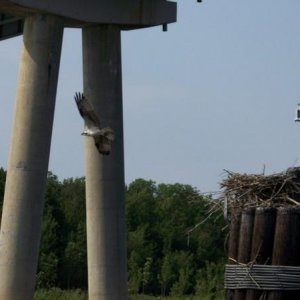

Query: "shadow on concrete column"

xmin=0 ymin=15 xmax=63 ymax=300
xmin=82 ymin=25 xmax=128 ymax=300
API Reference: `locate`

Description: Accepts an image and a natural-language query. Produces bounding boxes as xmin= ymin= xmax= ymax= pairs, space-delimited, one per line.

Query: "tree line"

xmin=0 ymin=168 xmax=226 ymax=297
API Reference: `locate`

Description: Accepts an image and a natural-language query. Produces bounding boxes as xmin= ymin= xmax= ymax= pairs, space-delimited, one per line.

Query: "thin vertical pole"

xmin=82 ymin=25 xmax=128 ymax=300
xmin=0 ymin=15 xmax=63 ymax=300
xmin=268 ymin=207 xmax=300 ymax=300
xmin=226 ymin=209 xmax=242 ymax=300
xmin=234 ymin=207 xmax=255 ymax=300
xmin=245 ymin=207 xmax=276 ymax=300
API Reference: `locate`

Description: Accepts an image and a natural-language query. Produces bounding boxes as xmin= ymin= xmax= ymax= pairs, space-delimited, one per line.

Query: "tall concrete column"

xmin=0 ymin=15 xmax=63 ymax=300
xmin=82 ymin=25 xmax=127 ymax=300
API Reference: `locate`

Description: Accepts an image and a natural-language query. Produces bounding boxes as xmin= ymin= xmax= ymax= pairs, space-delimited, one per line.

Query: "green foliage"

xmin=34 ymin=288 xmax=87 ymax=300
xmin=34 ymin=291 xmax=225 ymax=300
xmin=63 ymin=222 xmax=87 ymax=288
xmin=129 ymin=295 xmax=224 ymax=300
xmin=126 ymin=179 xmax=226 ymax=296
xmin=160 ymin=254 xmax=176 ymax=296
xmin=37 ymin=173 xmax=63 ymax=288
xmin=169 ymin=252 xmax=195 ymax=296
xmin=0 ymin=171 xmax=226 ymax=296
xmin=60 ymin=177 xmax=87 ymax=288
xmin=37 ymin=252 xmax=59 ymax=289
xmin=195 ymin=261 xmax=225 ymax=299
xmin=128 ymin=250 xmax=143 ymax=294
xmin=38 ymin=173 xmax=87 ymax=289
xmin=142 ymin=257 xmax=153 ymax=293
xmin=61 ymin=177 xmax=86 ymax=231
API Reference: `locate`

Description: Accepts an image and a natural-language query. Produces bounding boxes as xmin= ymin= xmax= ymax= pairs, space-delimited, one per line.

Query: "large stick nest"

xmin=220 ymin=167 xmax=300 ymax=211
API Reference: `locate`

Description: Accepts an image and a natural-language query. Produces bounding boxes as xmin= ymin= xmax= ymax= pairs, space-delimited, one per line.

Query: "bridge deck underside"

xmin=0 ymin=13 xmax=23 ymax=40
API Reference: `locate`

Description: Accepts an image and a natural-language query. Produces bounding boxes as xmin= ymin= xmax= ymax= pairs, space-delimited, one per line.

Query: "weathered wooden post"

xmin=246 ymin=207 xmax=277 ymax=300
xmin=226 ymin=210 xmax=241 ymax=300
xmin=223 ymin=169 xmax=300 ymax=300
xmin=268 ymin=207 xmax=300 ymax=300
xmin=234 ymin=208 xmax=255 ymax=300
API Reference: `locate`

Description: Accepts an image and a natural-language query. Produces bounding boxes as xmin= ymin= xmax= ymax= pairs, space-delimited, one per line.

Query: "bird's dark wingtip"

xmin=74 ymin=92 xmax=84 ymax=103
xmin=100 ymin=151 xmax=110 ymax=155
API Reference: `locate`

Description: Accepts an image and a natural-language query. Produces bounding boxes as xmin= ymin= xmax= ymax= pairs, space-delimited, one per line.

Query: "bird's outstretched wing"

xmin=74 ymin=92 xmax=100 ymax=128
xmin=75 ymin=92 xmax=115 ymax=155
xmin=94 ymin=127 xmax=115 ymax=155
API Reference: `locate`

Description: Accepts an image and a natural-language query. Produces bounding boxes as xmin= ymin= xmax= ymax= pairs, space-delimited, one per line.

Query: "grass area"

xmin=34 ymin=289 xmax=224 ymax=300
xmin=130 ymin=292 xmax=224 ymax=300
xmin=34 ymin=288 xmax=87 ymax=300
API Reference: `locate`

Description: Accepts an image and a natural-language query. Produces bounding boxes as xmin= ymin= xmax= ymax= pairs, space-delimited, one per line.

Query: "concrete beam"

xmin=0 ymin=0 xmax=176 ymax=28
xmin=83 ymin=25 xmax=127 ymax=300
xmin=0 ymin=13 xmax=23 ymax=40
xmin=0 ymin=14 xmax=63 ymax=299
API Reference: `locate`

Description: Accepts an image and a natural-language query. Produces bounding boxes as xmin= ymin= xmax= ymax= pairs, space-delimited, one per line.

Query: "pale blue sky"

xmin=1 ymin=0 xmax=300 ymax=192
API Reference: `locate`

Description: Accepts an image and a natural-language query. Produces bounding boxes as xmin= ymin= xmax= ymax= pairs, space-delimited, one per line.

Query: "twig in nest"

xmin=219 ymin=167 xmax=300 ymax=212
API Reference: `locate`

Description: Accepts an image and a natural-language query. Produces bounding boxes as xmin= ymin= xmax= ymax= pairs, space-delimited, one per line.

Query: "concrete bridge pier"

xmin=83 ymin=25 xmax=127 ymax=300
xmin=0 ymin=14 xmax=63 ymax=300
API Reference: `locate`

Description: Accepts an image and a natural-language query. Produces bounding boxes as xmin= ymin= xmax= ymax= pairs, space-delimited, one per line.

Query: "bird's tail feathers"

xmin=99 ymin=127 xmax=115 ymax=141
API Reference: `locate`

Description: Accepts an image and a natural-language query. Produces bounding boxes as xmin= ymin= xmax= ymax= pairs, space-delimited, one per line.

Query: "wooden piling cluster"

xmin=222 ymin=168 xmax=300 ymax=300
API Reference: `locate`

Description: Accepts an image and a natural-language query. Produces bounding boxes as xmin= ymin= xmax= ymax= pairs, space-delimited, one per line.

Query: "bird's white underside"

xmin=82 ymin=126 xmax=114 ymax=141
xmin=82 ymin=126 xmax=101 ymax=136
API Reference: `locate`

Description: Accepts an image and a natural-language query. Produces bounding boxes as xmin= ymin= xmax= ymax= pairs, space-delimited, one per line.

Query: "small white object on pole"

xmin=295 ymin=103 xmax=300 ymax=122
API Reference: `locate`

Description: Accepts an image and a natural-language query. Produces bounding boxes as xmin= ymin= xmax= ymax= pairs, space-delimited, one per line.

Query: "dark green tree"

xmin=37 ymin=172 xmax=65 ymax=288
xmin=1 ymin=168 xmax=227 ymax=295
xmin=38 ymin=174 xmax=87 ymax=289
xmin=63 ymin=222 xmax=87 ymax=288
xmin=160 ymin=254 xmax=176 ymax=296
xmin=60 ymin=177 xmax=87 ymax=289
xmin=126 ymin=179 xmax=226 ymax=296
xmin=61 ymin=177 xmax=86 ymax=232
xmin=170 ymin=251 xmax=195 ymax=296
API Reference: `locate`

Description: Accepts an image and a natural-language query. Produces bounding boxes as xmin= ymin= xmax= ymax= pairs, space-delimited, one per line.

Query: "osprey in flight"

xmin=74 ymin=92 xmax=115 ymax=155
